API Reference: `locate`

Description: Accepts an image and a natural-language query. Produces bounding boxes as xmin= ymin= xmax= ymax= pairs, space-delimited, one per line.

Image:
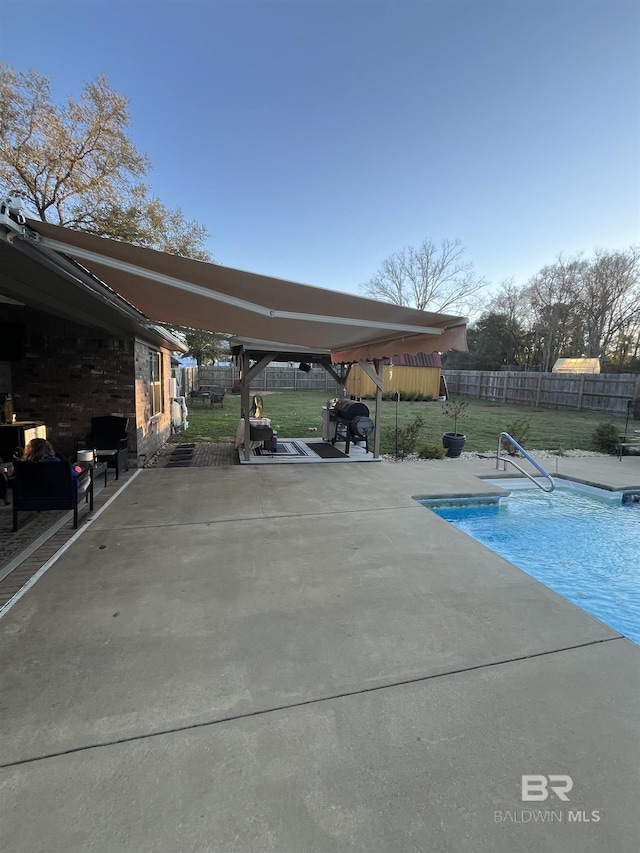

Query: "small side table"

xmin=92 ymin=460 xmax=108 ymax=487
xmin=76 ymin=460 xmax=108 ymax=498
xmin=95 ymin=449 xmax=120 ymax=479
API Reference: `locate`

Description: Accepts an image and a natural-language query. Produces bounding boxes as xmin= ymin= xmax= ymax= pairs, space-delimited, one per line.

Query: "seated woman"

xmin=22 ymin=438 xmax=90 ymax=490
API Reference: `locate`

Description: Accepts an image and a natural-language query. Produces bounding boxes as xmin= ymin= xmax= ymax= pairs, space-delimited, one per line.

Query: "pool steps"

xmin=495 ymin=432 xmax=555 ymax=493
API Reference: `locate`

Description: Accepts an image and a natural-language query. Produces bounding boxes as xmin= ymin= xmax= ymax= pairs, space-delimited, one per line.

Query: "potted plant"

xmin=441 ymin=399 xmax=468 ymax=458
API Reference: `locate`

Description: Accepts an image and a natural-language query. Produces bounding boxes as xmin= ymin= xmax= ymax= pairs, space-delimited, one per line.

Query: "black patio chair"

xmin=76 ymin=416 xmax=129 ymax=480
xmin=12 ymin=460 xmax=92 ymax=531
xmin=210 ymin=385 xmax=225 ymax=408
xmin=249 ymin=423 xmax=275 ymax=456
xmin=617 ymin=433 xmax=640 ymax=461
xmin=1 ymin=458 xmax=13 ymax=505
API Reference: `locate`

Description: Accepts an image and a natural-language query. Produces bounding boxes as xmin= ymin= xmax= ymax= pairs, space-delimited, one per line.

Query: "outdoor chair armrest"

xmin=617 ymin=434 xmax=640 ymax=461
xmin=1 ymin=466 xmax=11 ymax=505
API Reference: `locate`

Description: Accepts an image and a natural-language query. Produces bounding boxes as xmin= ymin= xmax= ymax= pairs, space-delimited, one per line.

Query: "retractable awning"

xmin=26 ymin=221 xmax=468 ymax=363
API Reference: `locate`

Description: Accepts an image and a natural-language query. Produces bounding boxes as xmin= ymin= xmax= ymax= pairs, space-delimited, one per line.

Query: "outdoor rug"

xmin=304 ymin=442 xmax=347 ymax=459
xmin=254 ymin=441 xmax=309 ymax=457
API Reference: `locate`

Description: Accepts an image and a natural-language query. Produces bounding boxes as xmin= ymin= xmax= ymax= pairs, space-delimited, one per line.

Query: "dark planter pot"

xmin=442 ymin=432 xmax=466 ymax=458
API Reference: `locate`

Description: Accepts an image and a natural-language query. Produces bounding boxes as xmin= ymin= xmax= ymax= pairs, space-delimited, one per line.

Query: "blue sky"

xmin=1 ymin=0 xmax=638 ymax=301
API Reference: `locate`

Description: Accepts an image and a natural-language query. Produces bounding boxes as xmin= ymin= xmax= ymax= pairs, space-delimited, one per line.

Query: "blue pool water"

xmin=422 ymin=485 xmax=640 ymax=645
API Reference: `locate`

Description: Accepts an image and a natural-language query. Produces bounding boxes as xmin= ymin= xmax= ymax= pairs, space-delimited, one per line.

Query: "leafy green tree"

xmin=442 ymin=312 xmax=526 ymax=370
xmin=178 ymin=330 xmax=228 ymax=366
xmin=474 ymin=312 xmax=526 ymax=369
xmin=0 ymin=64 xmax=211 ymax=260
xmin=92 ymin=190 xmax=212 ymax=260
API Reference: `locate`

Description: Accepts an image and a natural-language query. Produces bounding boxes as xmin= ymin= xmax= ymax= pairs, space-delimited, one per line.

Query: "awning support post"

xmin=372 ymin=359 xmax=384 ymax=459
xmin=357 ymin=360 xmax=384 ymax=391
xmin=354 ymin=359 xmax=384 ymax=459
xmin=241 ymin=351 xmax=277 ymax=462
xmin=318 ymin=359 xmax=350 ymax=392
xmin=241 ymin=350 xmax=251 ymax=462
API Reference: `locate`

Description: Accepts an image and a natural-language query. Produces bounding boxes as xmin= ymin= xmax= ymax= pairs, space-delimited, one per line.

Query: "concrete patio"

xmin=1 ymin=453 xmax=639 ymax=852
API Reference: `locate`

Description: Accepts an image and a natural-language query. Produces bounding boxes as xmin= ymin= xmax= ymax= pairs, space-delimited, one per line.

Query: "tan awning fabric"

xmin=332 ymin=325 xmax=467 ymax=362
xmin=28 ymin=221 xmax=467 ymax=362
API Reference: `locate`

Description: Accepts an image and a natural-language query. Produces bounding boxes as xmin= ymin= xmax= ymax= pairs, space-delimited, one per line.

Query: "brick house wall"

xmin=4 ymin=306 xmax=173 ymax=464
xmin=134 ymin=340 xmax=173 ymax=463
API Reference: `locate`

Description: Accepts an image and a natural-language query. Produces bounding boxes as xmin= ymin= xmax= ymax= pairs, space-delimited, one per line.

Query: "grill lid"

xmin=331 ymin=398 xmax=370 ymax=421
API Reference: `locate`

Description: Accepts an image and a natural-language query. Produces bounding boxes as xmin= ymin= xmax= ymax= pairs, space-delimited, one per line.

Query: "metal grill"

xmin=329 ymin=398 xmax=374 ymax=455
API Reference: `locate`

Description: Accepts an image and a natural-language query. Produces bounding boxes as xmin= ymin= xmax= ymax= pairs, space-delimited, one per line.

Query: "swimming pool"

xmin=420 ymin=482 xmax=640 ymax=645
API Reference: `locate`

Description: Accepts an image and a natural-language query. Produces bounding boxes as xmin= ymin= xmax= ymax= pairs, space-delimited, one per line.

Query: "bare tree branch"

xmin=360 ymin=238 xmax=486 ymax=314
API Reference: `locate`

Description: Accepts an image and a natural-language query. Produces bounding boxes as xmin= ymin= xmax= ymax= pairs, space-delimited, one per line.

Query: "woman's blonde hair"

xmin=22 ymin=438 xmax=56 ymax=463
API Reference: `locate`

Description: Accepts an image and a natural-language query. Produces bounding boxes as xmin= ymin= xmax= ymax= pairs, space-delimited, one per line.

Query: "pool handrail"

xmin=496 ymin=432 xmax=556 ymax=493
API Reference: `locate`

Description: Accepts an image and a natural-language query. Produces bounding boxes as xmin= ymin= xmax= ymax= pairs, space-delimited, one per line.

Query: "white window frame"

xmin=149 ymin=350 xmax=163 ymax=416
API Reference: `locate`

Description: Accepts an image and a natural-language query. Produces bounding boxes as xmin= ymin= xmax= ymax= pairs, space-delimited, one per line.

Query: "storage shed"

xmin=346 ymin=352 xmax=443 ymax=398
xmin=552 ymin=358 xmax=601 ymax=374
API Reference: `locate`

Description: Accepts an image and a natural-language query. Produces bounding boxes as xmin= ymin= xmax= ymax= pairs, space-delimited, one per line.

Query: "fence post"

xmin=502 ymin=373 xmax=508 ymax=402
xmin=577 ymin=375 xmax=585 ymax=410
xmin=477 ymin=372 xmax=483 ymax=398
xmin=535 ymin=372 xmax=543 ymax=407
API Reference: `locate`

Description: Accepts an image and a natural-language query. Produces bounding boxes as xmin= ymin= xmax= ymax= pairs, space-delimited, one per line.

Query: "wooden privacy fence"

xmin=175 ymin=365 xmax=341 ymax=395
xmin=444 ymin=370 xmax=640 ymax=415
xmin=173 ymin=364 xmax=639 ymax=416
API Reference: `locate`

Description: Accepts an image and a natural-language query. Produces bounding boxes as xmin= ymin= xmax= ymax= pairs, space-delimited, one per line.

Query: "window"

xmin=149 ymin=351 xmax=163 ymax=416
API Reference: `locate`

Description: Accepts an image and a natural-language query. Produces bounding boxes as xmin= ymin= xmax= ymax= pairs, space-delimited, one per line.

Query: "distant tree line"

xmin=442 ymin=249 xmax=640 ymax=373
xmin=361 ymin=239 xmax=639 ymax=374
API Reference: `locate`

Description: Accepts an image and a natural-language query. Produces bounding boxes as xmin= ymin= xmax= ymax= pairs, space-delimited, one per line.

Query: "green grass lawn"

xmin=173 ymin=391 xmax=632 ymax=455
